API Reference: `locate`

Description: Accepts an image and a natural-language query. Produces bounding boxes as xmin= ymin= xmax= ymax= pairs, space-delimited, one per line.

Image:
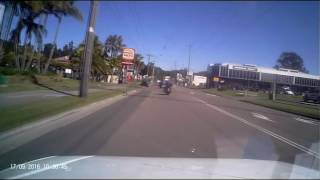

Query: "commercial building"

xmin=207 ymin=63 xmax=320 ymax=94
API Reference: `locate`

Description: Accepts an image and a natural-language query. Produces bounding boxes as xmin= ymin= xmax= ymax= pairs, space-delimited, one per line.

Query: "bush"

xmin=217 ymin=86 xmax=228 ymax=91
xmin=0 ymin=67 xmax=19 ymax=75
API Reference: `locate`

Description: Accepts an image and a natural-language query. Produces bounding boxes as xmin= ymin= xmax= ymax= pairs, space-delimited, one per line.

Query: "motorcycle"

xmin=163 ymin=85 xmax=171 ymax=95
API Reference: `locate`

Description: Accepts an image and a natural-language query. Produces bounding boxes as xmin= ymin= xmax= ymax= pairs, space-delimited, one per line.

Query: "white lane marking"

xmin=206 ymin=93 xmax=216 ymax=97
xmin=251 ymin=112 xmax=274 ymax=122
xmin=193 ymin=97 xmax=320 ymax=159
xmin=294 ymin=117 xmax=318 ymax=126
xmin=8 ymin=156 xmax=93 ymax=179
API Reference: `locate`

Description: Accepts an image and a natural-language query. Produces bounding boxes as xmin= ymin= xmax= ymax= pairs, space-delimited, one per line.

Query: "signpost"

xmin=122 ymin=48 xmax=135 ymax=95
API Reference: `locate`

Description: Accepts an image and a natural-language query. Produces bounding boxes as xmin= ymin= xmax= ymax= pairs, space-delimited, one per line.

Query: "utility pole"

xmin=272 ymin=75 xmax=277 ymax=101
xmin=146 ymin=54 xmax=152 ymax=76
xmin=79 ymin=1 xmax=98 ymax=97
xmin=187 ymin=44 xmax=192 ymax=86
xmin=187 ymin=45 xmax=191 ymax=75
xmin=152 ymin=61 xmax=155 ymax=82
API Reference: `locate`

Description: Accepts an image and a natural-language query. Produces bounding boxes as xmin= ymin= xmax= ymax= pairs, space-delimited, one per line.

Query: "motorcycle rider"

xmin=163 ymin=79 xmax=172 ymax=94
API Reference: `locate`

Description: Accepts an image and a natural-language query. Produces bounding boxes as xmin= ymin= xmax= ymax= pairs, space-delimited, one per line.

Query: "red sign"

xmin=122 ymin=48 xmax=135 ymax=60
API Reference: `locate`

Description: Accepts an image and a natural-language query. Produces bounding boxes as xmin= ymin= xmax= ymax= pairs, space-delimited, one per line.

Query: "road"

xmin=0 ymin=84 xmax=319 ymax=171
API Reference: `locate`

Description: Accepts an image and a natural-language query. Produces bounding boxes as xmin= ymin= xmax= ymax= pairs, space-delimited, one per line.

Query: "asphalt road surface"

xmin=0 ymin=85 xmax=319 ymax=170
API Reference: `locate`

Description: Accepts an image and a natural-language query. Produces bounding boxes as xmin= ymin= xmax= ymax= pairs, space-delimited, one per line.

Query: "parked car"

xmin=303 ymin=89 xmax=320 ymax=103
xmin=280 ymin=86 xmax=294 ymax=95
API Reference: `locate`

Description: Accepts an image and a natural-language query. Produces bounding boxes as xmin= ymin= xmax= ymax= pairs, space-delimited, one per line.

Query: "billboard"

xmin=122 ymin=48 xmax=135 ymax=60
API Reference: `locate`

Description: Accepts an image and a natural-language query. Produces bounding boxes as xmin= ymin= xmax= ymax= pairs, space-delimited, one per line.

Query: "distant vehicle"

xmin=164 ymin=76 xmax=171 ymax=81
xmin=163 ymin=80 xmax=172 ymax=95
xmin=280 ymin=86 xmax=294 ymax=95
xmin=303 ymin=89 xmax=320 ymax=103
xmin=140 ymin=78 xmax=149 ymax=87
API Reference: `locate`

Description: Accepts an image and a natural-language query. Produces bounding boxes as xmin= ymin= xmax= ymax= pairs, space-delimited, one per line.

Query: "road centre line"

xmin=193 ymin=97 xmax=320 ymax=159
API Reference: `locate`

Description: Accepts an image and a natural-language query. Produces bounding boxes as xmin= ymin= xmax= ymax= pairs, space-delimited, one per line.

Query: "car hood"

xmin=0 ymin=156 xmax=319 ymax=179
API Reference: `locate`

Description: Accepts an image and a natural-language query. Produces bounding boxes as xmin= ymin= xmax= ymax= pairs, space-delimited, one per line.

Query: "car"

xmin=140 ymin=78 xmax=149 ymax=87
xmin=280 ymin=86 xmax=294 ymax=95
xmin=303 ymin=89 xmax=320 ymax=103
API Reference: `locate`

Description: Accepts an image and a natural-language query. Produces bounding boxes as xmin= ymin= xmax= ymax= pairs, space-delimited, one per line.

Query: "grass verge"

xmin=203 ymin=88 xmax=259 ymax=97
xmin=0 ymin=74 xmax=142 ymax=94
xmin=0 ymin=75 xmax=45 ymax=93
xmin=0 ymin=90 xmax=124 ymax=132
xmin=241 ymin=98 xmax=319 ymax=120
xmin=204 ymin=88 xmax=319 ymax=120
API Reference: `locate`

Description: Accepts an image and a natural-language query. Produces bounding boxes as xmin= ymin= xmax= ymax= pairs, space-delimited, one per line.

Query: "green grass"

xmin=0 ymin=75 xmax=45 ymax=93
xmin=203 ymin=88 xmax=260 ymax=97
xmin=204 ymin=88 xmax=240 ymax=97
xmin=204 ymin=88 xmax=319 ymax=119
xmin=0 ymin=75 xmax=142 ymax=94
xmin=34 ymin=74 xmax=80 ymax=91
xmin=276 ymin=94 xmax=303 ymax=103
xmin=241 ymin=98 xmax=319 ymax=120
xmin=0 ymin=90 xmax=124 ymax=132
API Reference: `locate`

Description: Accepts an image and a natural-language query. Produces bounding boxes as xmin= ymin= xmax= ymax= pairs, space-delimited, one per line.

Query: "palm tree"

xmin=10 ymin=12 xmax=46 ymax=71
xmin=9 ymin=0 xmax=39 ymax=71
xmin=104 ymin=35 xmax=126 ymax=59
xmin=43 ymin=1 xmax=83 ymax=74
xmin=21 ymin=15 xmax=47 ymax=70
xmin=134 ymin=53 xmax=144 ymax=78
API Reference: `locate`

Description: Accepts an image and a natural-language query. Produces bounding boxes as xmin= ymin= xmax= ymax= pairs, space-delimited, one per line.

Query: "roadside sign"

xmin=213 ymin=77 xmax=219 ymax=82
xmin=122 ymin=48 xmax=135 ymax=60
xmin=65 ymin=69 xmax=72 ymax=74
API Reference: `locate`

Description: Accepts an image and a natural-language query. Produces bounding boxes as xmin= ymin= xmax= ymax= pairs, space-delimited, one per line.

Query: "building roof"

xmin=219 ymin=63 xmax=320 ymax=80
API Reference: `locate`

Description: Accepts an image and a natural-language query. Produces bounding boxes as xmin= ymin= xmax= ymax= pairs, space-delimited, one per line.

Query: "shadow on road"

xmin=35 ymin=83 xmax=78 ymax=97
xmin=128 ymin=93 xmax=202 ymax=104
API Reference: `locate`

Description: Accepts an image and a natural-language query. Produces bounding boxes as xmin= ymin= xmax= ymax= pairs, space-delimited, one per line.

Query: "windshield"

xmin=0 ymin=1 xmax=319 ymax=179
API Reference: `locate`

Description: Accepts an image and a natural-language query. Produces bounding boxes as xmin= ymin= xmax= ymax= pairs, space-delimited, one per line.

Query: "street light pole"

xmin=187 ymin=44 xmax=191 ymax=75
xmin=80 ymin=1 xmax=98 ymax=97
xmin=187 ymin=44 xmax=191 ymax=86
xmin=152 ymin=60 xmax=155 ymax=82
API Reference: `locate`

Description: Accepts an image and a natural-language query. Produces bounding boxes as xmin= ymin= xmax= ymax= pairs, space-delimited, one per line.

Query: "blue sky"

xmin=42 ymin=1 xmax=319 ymax=74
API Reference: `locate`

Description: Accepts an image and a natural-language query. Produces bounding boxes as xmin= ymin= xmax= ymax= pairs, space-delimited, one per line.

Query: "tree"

xmin=10 ymin=11 xmax=46 ymax=71
xmin=104 ymin=35 xmax=126 ymax=59
xmin=11 ymin=1 xmax=46 ymax=71
xmin=71 ymin=36 xmax=112 ymax=81
xmin=43 ymin=1 xmax=83 ymax=74
xmin=133 ymin=53 xmax=144 ymax=77
xmin=274 ymin=52 xmax=308 ymax=73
